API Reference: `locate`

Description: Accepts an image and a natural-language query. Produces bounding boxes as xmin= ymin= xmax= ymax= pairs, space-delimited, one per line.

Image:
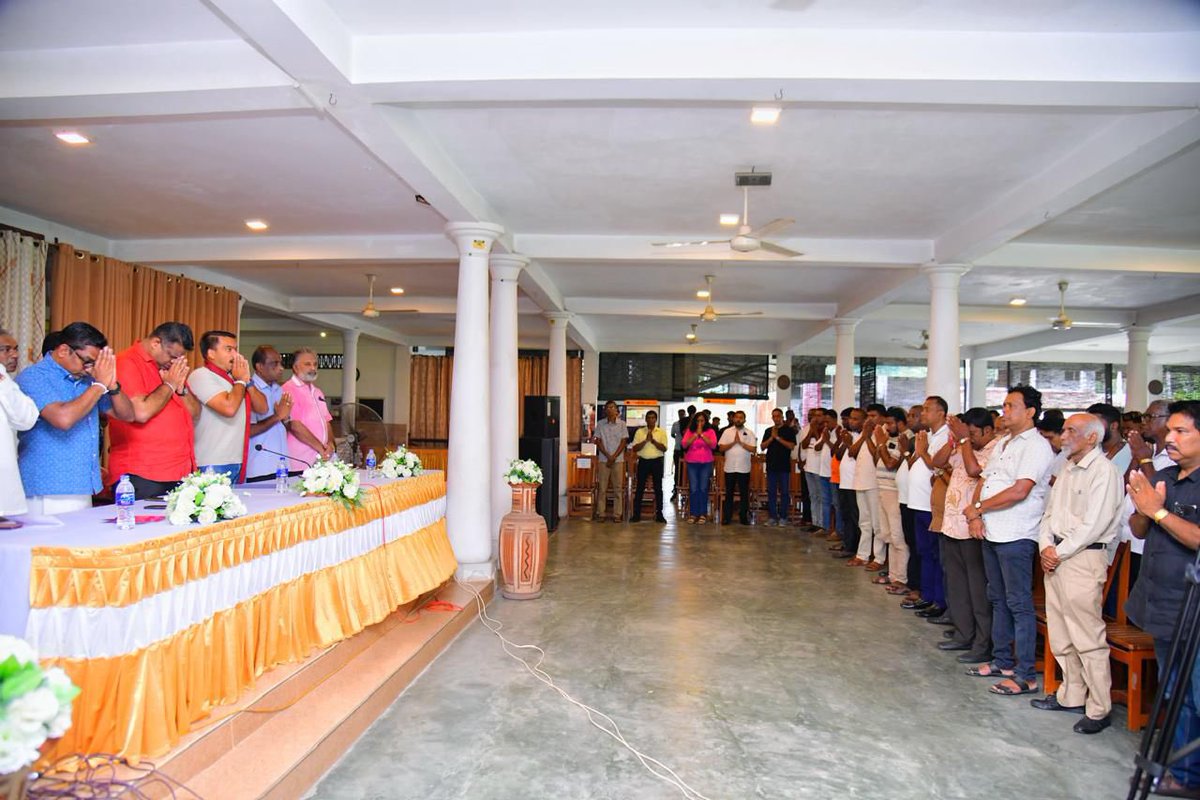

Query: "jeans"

xmin=723 ymin=471 xmax=750 ymax=523
xmin=838 ymin=487 xmax=860 ymax=553
xmin=982 ymin=538 xmax=1038 ymax=684
xmin=766 ymin=471 xmax=790 ymax=522
xmin=819 ymin=477 xmax=835 ymax=538
xmin=199 ymin=463 xmax=241 ymax=484
xmin=901 ymin=503 xmax=920 ymax=590
xmin=805 ymin=472 xmax=825 ymax=528
xmin=914 ymin=511 xmax=945 ymax=607
xmin=633 ymin=457 xmax=664 ymax=517
xmin=687 ymin=461 xmax=712 ymax=518
xmin=1154 ymin=638 xmax=1200 ymax=788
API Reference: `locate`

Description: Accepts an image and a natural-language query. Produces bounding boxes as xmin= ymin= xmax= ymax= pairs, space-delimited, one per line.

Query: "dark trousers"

xmin=942 ymin=536 xmax=992 ymax=654
xmin=633 ymin=457 xmax=665 ymax=517
xmin=798 ymin=465 xmax=812 ymax=524
xmin=722 ymin=471 xmax=750 ymax=523
xmin=914 ymin=511 xmax=945 ymax=607
xmin=1155 ymin=638 xmax=1200 ymax=787
xmin=766 ymin=471 xmax=790 ymax=522
xmin=672 ymin=450 xmax=684 ymax=496
xmin=109 ymin=474 xmax=180 ymax=501
xmin=838 ymin=487 xmax=860 ymax=553
xmin=982 ymin=538 xmax=1038 ymax=684
xmin=901 ymin=503 xmax=920 ymax=590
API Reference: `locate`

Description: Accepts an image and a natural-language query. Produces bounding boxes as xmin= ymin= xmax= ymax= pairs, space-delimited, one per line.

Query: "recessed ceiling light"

xmin=1009 ymin=297 xmax=1027 ymax=306
xmin=719 ymin=213 xmax=740 ymax=226
xmin=390 ymin=287 xmax=405 ymax=295
xmin=55 ymin=131 xmax=90 ymax=145
xmin=750 ymin=106 xmax=782 ymax=125
xmin=244 ymin=219 xmax=269 ymax=231
xmin=686 ymin=332 xmax=697 ymax=341
xmin=319 ymin=331 xmax=327 ymax=338
xmin=696 ymin=289 xmax=711 ymax=298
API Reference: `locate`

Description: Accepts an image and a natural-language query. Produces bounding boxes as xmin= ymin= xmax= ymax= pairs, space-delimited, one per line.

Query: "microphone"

xmin=254 ymin=443 xmax=312 ymax=468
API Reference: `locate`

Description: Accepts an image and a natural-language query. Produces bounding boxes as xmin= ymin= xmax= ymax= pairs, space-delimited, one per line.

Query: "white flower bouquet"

xmin=380 ymin=447 xmax=424 ymax=479
xmin=503 ymin=458 xmax=543 ymax=485
xmin=0 ymin=635 xmax=79 ymax=774
xmin=165 ymin=470 xmax=248 ymax=526
xmin=297 ymin=456 xmax=363 ymax=509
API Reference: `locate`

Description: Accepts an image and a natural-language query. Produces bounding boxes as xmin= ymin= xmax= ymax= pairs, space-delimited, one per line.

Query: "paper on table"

xmin=10 ymin=514 xmax=64 ymax=527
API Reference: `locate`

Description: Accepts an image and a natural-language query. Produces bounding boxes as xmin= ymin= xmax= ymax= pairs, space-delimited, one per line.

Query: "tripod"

xmin=1129 ymin=549 xmax=1200 ymax=799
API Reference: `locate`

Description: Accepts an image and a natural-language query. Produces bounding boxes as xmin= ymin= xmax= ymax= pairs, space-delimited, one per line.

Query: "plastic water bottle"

xmin=115 ymin=475 xmax=136 ymax=531
xmin=365 ymin=449 xmax=377 ymax=479
xmin=275 ymin=457 xmax=289 ymax=494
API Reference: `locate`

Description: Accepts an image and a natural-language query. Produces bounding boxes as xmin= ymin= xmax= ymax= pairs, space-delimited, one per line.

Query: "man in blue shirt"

xmin=16 ymin=322 xmax=135 ymax=515
xmin=246 ymin=345 xmax=294 ymax=480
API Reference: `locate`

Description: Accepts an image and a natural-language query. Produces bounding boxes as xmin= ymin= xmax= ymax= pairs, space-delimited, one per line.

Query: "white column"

xmin=967 ymin=357 xmax=989 ymax=410
xmin=341 ymin=329 xmax=360 ymax=409
xmin=832 ymin=318 xmax=858 ymax=411
xmin=546 ymin=312 xmax=572 ymax=499
xmin=774 ymin=353 xmax=792 ymax=410
xmin=1126 ymin=325 xmax=1154 ymax=410
xmin=489 ymin=254 xmax=527 ymax=539
xmin=444 ymin=222 xmax=504 ymax=579
xmin=924 ymin=264 xmax=970 ymax=413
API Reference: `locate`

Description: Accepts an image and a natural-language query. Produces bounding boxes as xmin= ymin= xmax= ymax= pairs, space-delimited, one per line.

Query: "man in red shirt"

xmin=107 ymin=322 xmax=201 ymax=499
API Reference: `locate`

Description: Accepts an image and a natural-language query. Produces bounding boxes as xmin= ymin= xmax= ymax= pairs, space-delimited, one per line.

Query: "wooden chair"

xmin=746 ymin=455 xmax=768 ymax=524
xmin=1039 ymin=542 xmax=1126 ymax=694
xmin=1107 ymin=543 xmax=1158 ymax=730
xmin=788 ymin=468 xmax=805 ymax=524
xmin=566 ymin=452 xmax=596 ymax=518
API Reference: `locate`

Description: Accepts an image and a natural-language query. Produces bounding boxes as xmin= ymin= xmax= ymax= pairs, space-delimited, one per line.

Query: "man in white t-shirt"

xmin=718 ymin=410 xmax=757 ymax=525
xmin=850 ymin=403 xmax=888 ymax=569
xmin=965 ymin=385 xmax=1055 ymax=697
xmin=187 ymin=330 xmax=255 ymax=483
xmin=800 ymin=408 xmax=826 ymax=531
xmin=908 ymin=396 xmax=954 ymax=616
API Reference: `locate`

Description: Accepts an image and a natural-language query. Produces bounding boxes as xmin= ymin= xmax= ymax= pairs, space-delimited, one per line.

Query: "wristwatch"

xmin=106 ymin=381 xmax=121 ymax=395
xmin=1153 ymin=508 xmax=1170 ymax=523
xmin=973 ymin=500 xmax=984 ymax=512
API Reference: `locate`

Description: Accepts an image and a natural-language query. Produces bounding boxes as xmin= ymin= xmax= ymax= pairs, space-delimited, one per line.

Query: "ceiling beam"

xmin=567 ymin=316 xmax=599 ymax=353
xmin=870 ymin=303 xmax=1134 ymax=327
xmin=935 ymin=109 xmax=1200 ymax=264
xmin=966 ymin=326 xmax=1120 ymax=361
xmin=976 ymin=242 xmax=1200 ymax=274
xmin=564 ymin=297 xmax=836 ymax=320
xmin=1136 ymin=293 xmax=1200 ymax=327
xmin=113 ymin=234 xmax=457 ymax=264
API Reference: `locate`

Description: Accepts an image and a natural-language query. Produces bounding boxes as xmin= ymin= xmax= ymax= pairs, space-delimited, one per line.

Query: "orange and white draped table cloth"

xmin=0 ymin=472 xmax=454 ymax=762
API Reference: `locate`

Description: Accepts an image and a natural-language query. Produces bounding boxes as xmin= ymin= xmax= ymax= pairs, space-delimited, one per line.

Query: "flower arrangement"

xmin=0 ymin=636 xmax=79 ymax=774
xmin=165 ymin=470 xmax=248 ymax=526
xmin=503 ymin=458 xmax=543 ymax=486
xmin=380 ymin=447 xmax=424 ymax=479
xmin=297 ymin=457 xmax=363 ymax=509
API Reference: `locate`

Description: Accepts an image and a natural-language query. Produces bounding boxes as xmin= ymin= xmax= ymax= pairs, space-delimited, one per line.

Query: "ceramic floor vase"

xmin=498 ymin=483 xmax=548 ymax=599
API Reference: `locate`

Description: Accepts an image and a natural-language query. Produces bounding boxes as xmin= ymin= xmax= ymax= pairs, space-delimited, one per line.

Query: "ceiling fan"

xmin=891 ymin=329 xmax=929 ymax=351
xmin=684 ymin=324 xmax=735 ymax=347
xmin=652 ymin=186 xmax=803 ymax=258
xmin=1049 ymin=281 xmax=1123 ymax=331
xmin=663 ymin=274 xmax=764 ymax=322
xmin=361 ymin=274 xmax=419 ymax=318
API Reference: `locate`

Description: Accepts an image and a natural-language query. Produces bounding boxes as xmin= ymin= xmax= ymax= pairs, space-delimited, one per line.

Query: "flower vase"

xmin=0 ymin=769 xmax=29 ymax=800
xmin=498 ymin=483 xmax=549 ymax=600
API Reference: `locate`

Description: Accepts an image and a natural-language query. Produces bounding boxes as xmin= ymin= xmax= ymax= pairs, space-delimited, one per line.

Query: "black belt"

xmin=1053 ymin=538 xmax=1106 ymax=550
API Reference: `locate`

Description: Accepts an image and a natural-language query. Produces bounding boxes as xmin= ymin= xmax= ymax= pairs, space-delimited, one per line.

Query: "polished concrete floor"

xmin=308 ymin=506 xmax=1139 ymax=800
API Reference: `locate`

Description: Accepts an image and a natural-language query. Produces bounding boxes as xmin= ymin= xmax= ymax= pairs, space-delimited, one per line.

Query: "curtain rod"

xmin=0 ymin=222 xmax=46 ymax=241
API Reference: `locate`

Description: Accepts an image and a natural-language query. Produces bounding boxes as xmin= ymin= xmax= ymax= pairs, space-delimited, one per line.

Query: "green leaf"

xmin=1 ymin=665 xmax=44 ymax=701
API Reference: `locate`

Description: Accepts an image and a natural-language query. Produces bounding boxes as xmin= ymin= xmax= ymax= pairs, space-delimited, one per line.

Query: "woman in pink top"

xmin=682 ymin=410 xmax=718 ymax=523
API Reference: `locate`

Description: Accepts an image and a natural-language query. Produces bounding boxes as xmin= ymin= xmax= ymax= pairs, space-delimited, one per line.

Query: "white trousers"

xmin=24 ymin=495 xmax=92 ymax=516
xmin=856 ymin=487 xmax=886 ymax=562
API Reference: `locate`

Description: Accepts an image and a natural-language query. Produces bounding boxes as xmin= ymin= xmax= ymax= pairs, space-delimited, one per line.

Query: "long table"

xmin=0 ymin=472 xmax=455 ymax=762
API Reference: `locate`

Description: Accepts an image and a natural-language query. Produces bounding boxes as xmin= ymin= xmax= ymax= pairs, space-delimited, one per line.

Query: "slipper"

xmin=884 ymin=584 xmax=909 ymax=595
xmin=989 ymin=679 xmax=1039 ymax=696
xmin=870 ymin=575 xmax=891 ymax=585
xmin=966 ymin=664 xmax=1014 ymax=678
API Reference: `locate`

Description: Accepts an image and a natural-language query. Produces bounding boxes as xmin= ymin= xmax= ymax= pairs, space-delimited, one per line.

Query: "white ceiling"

xmin=0 ymin=0 xmax=1198 ymax=363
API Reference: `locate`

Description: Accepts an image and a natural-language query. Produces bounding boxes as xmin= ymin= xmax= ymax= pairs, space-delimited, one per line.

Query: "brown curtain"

xmin=567 ymin=355 xmax=582 ymax=446
xmin=49 ymin=244 xmax=239 ymax=360
xmin=517 ymin=353 xmax=549 ymax=436
xmin=515 ymin=353 xmax=582 ymax=445
xmin=409 ymin=355 xmax=453 ymax=443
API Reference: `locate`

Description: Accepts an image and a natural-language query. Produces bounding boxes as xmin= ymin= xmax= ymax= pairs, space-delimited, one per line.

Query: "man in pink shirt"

xmin=282 ymin=347 xmax=335 ymax=467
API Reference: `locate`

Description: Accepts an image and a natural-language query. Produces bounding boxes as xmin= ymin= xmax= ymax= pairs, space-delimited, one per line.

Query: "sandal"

xmin=966 ymin=664 xmax=1014 ymax=678
xmin=884 ymin=584 xmax=909 ymax=595
xmin=988 ymin=678 xmax=1039 ymax=696
xmin=697 ymin=515 xmax=708 ymax=524
xmin=870 ymin=575 xmax=891 ymax=585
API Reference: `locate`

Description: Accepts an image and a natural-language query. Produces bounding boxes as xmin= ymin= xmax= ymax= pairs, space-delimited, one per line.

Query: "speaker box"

xmin=519 ymin=436 xmax=559 ymax=532
xmin=523 ymin=395 xmax=560 ymax=439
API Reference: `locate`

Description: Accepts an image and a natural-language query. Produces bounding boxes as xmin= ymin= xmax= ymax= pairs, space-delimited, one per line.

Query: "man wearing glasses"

xmin=15 ymin=321 xmax=134 ymax=515
xmin=246 ymin=345 xmax=295 ymax=481
xmin=0 ymin=328 xmax=38 ymax=528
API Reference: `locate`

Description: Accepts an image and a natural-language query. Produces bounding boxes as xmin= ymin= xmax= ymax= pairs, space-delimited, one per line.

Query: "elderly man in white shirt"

xmin=1031 ymin=413 xmax=1123 ymax=734
xmin=964 ymin=385 xmax=1055 ymax=697
xmin=0 ymin=329 xmax=39 ymax=528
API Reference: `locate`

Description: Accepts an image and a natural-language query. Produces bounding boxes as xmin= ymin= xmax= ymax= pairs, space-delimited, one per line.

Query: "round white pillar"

xmin=967 ymin=357 xmax=988 ymax=410
xmin=488 ymin=254 xmax=527 ymax=540
xmin=832 ymin=318 xmax=859 ymax=411
xmin=775 ymin=353 xmax=792 ymax=410
xmin=924 ymin=264 xmax=970 ymax=413
xmin=444 ymin=222 xmax=504 ymax=579
xmin=1125 ymin=325 xmax=1154 ymax=410
xmin=341 ymin=329 xmax=360 ymax=410
xmin=546 ymin=312 xmax=572 ymax=499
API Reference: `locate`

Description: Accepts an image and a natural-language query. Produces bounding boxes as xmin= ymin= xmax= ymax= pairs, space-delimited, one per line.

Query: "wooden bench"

xmin=1039 ymin=541 xmax=1124 ymax=694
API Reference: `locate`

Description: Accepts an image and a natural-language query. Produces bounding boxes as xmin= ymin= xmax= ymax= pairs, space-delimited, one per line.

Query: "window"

xmin=987 ymin=361 xmax=1114 ymax=413
xmin=1163 ymin=365 xmax=1200 ymax=401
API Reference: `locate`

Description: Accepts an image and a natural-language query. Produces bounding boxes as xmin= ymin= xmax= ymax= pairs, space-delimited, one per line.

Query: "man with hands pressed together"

xmin=718 ymin=409 xmax=756 ymax=526
xmin=282 ymin=347 xmax=335 ymax=468
xmin=1126 ymin=400 xmax=1200 ymax=792
xmin=107 ymin=322 xmax=201 ymax=499
xmin=761 ymin=407 xmax=797 ymax=527
xmin=592 ymin=400 xmax=629 ymax=522
xmin=187 ymin=330 xmax=258 ymax=483
xmin=629 ymin=410 xmax=669 ymax=523
xmin=0 ymin=327 xmax=38 ymax=527
xmin=964 ymin=386 xmax=1055 ymax=697
xmin=1031 ymin=413 xmax=1122 ymax=733
xmin=246 ymin=345 xmax=296 ymax=481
